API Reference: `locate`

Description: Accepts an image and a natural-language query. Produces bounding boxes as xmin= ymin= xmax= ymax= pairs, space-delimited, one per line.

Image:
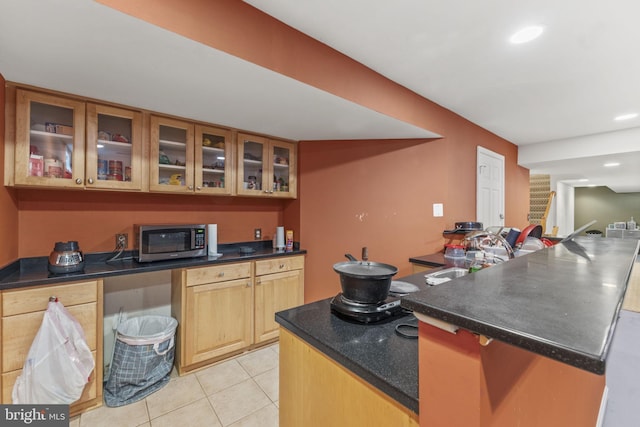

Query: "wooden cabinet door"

xmin=237 ymin=132 xmax=269 ymax=196
xmin=14 ymin=89 xmax=86 ymax=188
xmin=194 ymin=124 xmax=234 ymax=195
xmin=0 ymin=279 xmax=103 ymax=415
xmin=85 ymin=103 xmax=144 ymax=191
xmin=268 ymin=138 xmax=297 ymax=199
xmin=149 ymin=115 xmax=195 ymax=193
xmin=254 ymin=269 xmax=304 ymax=343
xmin=185 ymin=278 xmax=253 ymax=365
xmin=236 ymin=133 xmax=297 ymax=198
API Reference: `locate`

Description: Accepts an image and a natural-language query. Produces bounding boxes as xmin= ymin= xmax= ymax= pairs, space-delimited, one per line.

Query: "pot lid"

xmin=333 ymin=261 xmax=398 ymax=278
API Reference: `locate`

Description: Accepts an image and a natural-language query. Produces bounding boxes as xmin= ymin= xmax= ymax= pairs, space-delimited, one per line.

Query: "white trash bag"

xmin=12 ymin=299 xmax=95 ymax=404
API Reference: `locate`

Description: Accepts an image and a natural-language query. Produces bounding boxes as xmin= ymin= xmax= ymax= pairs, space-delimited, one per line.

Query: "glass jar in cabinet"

xmin=85 ymin=103 xmax=143 ymax=190
xmin=150 ymin=115 xmax=195 ymax=193
xmin=237 ymin=133 xmax=297 ymax=198
xmin=195 ymin=124 xmax=233 ymax=195
xmin=13 ymin=89 xmax=86 ymax=188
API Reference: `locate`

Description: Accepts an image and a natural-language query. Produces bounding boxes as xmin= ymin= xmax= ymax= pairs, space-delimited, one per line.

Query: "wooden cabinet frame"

xmin=172 ymin=256 xmax=304 ymax=374
xmin=0 ymin=280 xmax=104 ymax=417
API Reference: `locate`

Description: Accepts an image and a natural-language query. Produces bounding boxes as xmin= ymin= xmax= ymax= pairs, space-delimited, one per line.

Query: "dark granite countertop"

xmin=402 ymin=237 xmax=640 ymax=374
xmin=276 ymin=299 xmax=420 ymax=414
xmin=409 ymin=252 xmax=446 ymax=267
xmin=0 ymin=241 xmax=306 ymax=290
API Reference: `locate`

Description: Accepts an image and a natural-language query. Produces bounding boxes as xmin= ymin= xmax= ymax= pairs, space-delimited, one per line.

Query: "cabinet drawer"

xmin=2 ymin=350 xmax=97 ymax=404
xmin=185 ymin=262 xmax=252 ymax=287
xmin=2 ymin=302 xmax=97 ymax=373
xmin=255 ymin=256 xmax=305 ymax=276
xmin=2 ymin=280 xmax=98 ymax=316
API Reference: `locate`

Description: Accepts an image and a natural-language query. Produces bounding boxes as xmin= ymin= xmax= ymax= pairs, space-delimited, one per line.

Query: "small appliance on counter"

xmin=134 ymin=224 xmax=207 ymax=262
xmin=48 ymin=241 xmax=85 ymax=274
xmin=330 ymin=253 xmax=408 ymax=323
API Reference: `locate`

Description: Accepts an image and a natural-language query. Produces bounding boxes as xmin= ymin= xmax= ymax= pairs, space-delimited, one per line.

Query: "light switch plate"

xmin=433 ymin=203 xmax=444 ymax=217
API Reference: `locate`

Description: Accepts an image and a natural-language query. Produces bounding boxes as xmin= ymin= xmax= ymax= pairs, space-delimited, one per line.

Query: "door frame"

xmin=476 ymin=146 xmax=505 ymax=228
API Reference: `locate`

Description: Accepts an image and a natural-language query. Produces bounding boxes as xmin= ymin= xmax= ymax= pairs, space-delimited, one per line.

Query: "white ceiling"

xmin=245 ymin=0 xmax=640 ymax=192
xmin=1 ymin=0 xmax=639 ymax=192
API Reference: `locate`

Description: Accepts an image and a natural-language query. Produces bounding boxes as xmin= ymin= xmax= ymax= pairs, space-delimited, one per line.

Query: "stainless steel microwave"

xmin=134 ymin=224 xmax=207 ymax=262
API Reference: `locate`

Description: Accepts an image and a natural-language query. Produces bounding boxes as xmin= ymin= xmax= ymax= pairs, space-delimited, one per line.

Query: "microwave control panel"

xmin=195 ymin=228 xmax=206 ymax=249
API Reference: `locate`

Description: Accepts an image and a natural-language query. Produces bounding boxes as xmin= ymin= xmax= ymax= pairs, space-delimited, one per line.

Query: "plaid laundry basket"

xmin=104 ymin=315 xmax=178 ymax=407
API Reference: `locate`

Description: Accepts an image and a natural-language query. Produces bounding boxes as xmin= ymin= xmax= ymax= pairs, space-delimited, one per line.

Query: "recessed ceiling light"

xmin=614 ymin=113 xmax=638 ymax=121
xmin=509 ymin=26 xmax=544 ymax=44
xmin=604 ymin=162 xmax=620 ymax=167
xmin=578 ymin=179 xmax=589 ymax=182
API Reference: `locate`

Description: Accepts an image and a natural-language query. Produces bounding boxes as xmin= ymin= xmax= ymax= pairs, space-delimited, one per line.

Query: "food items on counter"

xmin=286 ymin=230 xmax=294 ymax=251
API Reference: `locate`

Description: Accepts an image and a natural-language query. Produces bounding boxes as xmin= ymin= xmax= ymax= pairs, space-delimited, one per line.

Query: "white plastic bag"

xmin=12 ymin=300 xmax=95 ymax=404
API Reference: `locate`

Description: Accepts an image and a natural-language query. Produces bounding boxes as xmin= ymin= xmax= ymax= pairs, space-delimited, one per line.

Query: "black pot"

xmin=333 ymin=254 xmax=398 ymax=303
xmin=444 ymin=221 xmax=483 ymax=234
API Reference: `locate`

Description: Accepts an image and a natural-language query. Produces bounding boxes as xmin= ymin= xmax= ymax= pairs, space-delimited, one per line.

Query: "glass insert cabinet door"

xmin=150 ymin=115 xmax=195 ymax=193
xmin=237 ymin=133 xmax=268 ymax=195
xmin=270 ymin=139 xmax=296 ymax=198
xmin=85 ymin=103 xmax=143 ymax=190
xmin=237 ymin=133 xmax=296 ymax=198
xmin=14 ymin=89 xmax=86 ymax=188
xmin=195 ymin=124 xmax=233 ymax=195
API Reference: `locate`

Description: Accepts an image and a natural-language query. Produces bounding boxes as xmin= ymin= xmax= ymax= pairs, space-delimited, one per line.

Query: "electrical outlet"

xmin=254 ymin=228 xmax=262 ymax=240
xmin=116 ymin=233 xmax=128 ymax=249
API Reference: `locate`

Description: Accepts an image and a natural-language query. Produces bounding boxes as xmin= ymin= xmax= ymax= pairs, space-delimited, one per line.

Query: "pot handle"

xmin=344 ymin=253 xmax=358 ymax=261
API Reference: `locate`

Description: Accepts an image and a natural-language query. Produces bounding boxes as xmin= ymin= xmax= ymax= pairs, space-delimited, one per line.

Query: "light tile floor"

xmin=70 ymin=344 xmax=279 ymax=427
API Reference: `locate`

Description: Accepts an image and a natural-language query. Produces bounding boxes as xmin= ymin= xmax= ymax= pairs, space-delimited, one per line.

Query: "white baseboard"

xmin=596 ymin=385 xmax=609 ymax=427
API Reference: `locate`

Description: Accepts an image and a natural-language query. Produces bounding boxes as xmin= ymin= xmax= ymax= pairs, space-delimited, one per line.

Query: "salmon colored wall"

xmin=419 ymin=324 xmax=605 ymax=427
xmin=16 ymin=190 xmax=290 ymax=257
xmin=97 ymin=0 xmax=530 ymax=303
xmin=0 ymin=73 xmax=20 ymax=266
xmin=299 ymin=131 xmax=528 ymax=303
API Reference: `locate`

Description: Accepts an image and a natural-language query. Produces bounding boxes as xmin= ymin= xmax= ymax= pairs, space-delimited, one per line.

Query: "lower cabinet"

xmin=0 ymin=280 xmax=104 ymax=416
xmin=172 ymin=255 xmax=304 ymax=374
xmin=254 ymin=256 xmax=304 ymax=343
xmin=279 ymin=329 xmax=419 ymax=427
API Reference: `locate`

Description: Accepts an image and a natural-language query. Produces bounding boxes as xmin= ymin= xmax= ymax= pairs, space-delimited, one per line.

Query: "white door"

xmin=476 ymin=146 xmax=505 ymax=228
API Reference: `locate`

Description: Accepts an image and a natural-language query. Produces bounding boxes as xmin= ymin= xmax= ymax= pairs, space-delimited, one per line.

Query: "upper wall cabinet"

xmin=237 ymin=133 xmax=297 ymax=198
xmin=14 ymin=89 xmax=86 ymax=188
xmin=85 ymin=103 xmax=143 ymax=191
xmin=149 ymin=116 xmax=233 ymax=195
xmin=195 ymin=124 xmax=233 ymax=195
xmin=11 ymin=89 xmax=144 ymax=191
xmin=149 ymin=115 xmax=194 ymax=194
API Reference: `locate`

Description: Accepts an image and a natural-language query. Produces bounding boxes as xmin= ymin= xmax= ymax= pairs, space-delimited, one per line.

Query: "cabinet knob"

xmin=196 ymin=186 xmax=202 ymax=191
xmin=87 ymin=177 xmax=94 ymax=184
xmin=279 ymin=264 xmax=285 ymax=269
xmin=75 ymin=178 xmax=83 ymax=185
xmin=218 ymin=272 xmax=224 ymax=277
xmin=188 ymin=185 xmax=194 ymax=190
xmin=247 ymin=281 xmax=252 ymax=287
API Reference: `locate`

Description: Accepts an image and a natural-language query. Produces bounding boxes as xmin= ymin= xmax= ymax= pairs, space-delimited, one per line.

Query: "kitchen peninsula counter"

xmin=277 ymin=237 xmax=638 ymax=426
xmin=276 ymin=299 xmax=420 ymax=413
xmin=0 ymin=241 xmax=306 ymax=290
xmin=402 ymin=237 xmax=639 ymax=374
